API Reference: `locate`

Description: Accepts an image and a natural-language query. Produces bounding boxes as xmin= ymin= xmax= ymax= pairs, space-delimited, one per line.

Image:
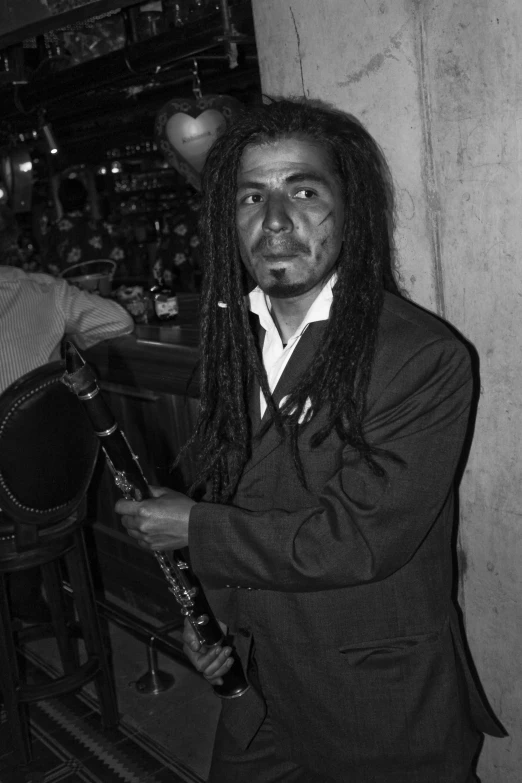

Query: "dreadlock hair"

xmin=183 ymin=97 xmax=401 ymax=502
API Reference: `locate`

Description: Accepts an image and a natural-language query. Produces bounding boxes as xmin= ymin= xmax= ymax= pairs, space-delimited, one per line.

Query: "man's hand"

xmin=115 ymin=486 xmax=196 ymax=551
xmin=182 ymin=617 xmax=234 ymax=686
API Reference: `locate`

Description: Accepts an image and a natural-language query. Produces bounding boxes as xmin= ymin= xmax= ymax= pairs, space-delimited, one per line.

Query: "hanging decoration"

xmin=0 ymin=146 xmax=33 ymax=213
xmin=154 ymin=60 xmax=242 ymax=190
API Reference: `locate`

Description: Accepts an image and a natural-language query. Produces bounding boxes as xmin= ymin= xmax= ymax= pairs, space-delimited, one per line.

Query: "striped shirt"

xmin=0 ymin=266 xmax=134 ymax=394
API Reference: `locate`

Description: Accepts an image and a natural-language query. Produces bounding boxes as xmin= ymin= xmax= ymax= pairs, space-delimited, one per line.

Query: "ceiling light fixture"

xmin=41 ymin=121 xmax=59 ymax=154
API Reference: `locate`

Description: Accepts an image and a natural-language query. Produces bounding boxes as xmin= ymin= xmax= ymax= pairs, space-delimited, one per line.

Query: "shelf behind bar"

xmin=0 ymin=4 xmax=256 ymax=116
xmin=0 ymin=0 xmax=139 ymax=50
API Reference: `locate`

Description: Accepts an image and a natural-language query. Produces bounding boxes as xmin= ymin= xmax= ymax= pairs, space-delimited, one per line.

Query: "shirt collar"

xmin=248 ymin=272 xmax=337 ymax=341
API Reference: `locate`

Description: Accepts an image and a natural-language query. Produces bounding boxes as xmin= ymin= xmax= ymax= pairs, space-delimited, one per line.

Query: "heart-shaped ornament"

xmin=155 ymin=95 xmax=243 ymax=190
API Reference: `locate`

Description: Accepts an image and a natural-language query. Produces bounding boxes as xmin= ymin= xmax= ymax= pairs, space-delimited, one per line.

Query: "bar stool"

xmin=0 ymin=361 xmax=119 ymax=766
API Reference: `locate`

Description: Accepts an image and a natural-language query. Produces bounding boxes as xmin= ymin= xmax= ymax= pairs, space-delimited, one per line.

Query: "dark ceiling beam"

xmin=0 ymin=0 xmax=140 ymax=50
xmin=53 ymin=67 xmax=260 ymax=144
xmin=8 ymin=56 xmax=260 ymax=165
xmin=45 ymin=57 xmax=259 ymax=126
xmin=0 ymin=5 xmax=256 ymax=119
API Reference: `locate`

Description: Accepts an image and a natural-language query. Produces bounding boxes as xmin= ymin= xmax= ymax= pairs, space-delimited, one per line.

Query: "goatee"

xmin=261 ymin=271 xmax=312 ymax=299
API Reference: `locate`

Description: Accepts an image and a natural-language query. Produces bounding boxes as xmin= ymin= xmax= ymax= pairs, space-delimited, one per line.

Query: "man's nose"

xmin=262 ymin=195 xmax=293 ymax=233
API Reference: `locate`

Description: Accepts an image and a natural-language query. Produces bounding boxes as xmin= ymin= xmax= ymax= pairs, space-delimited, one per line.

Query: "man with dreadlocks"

xmin=116 ymin=98 xmax=504 ymax=782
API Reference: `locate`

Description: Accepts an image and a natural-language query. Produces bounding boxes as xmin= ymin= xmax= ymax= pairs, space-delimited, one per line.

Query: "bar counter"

xmin=84 ymin=323 xmax=200 ymax=398
xmin=84 ymin=323 xmax=202 ymax=622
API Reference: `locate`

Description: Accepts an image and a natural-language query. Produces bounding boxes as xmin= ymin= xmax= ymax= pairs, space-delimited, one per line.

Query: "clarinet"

xmin=62 ymin=340 xmax=249 ymax=699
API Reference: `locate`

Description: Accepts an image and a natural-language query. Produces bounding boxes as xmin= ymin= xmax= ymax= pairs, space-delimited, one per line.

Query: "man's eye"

xmin=294 ymin=189 xmax=316 ymax=199
xmin=243 ymin=194 xmax=263 ymax=205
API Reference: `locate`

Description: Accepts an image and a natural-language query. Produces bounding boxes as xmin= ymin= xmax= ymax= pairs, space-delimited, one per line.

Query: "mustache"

xmin=251 ymin=236 xmax=310 ymax=255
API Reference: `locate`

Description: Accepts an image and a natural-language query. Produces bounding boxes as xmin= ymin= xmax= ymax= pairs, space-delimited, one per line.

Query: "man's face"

xmin=235 ymin=137 xmax=345 ymax=299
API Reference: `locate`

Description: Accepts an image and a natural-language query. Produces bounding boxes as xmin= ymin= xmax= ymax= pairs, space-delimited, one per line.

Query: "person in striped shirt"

xmin=0 ymin=265 xmax=133 ymax=394
xmin=0 ymin=264 xmax=134 ymax=621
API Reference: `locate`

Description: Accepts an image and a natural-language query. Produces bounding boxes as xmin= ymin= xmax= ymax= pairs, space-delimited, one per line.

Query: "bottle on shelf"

xmin=149 ymin=259 xmax=178 ymax=323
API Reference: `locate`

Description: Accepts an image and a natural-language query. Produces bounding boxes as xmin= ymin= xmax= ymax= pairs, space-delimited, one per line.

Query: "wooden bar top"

xmin=84 ymin=324 xmax=200 ymax=398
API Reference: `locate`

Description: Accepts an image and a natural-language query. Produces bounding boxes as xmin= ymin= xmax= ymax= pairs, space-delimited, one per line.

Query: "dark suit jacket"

xmin=189 ymin=292 xmax=504 ymax=782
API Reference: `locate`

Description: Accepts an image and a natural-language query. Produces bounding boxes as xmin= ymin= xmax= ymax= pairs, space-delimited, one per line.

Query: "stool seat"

xmin=0 ymin=509 xmax=79 ymax=557
xmin=0 ymin=361 xmax=119 ymax=766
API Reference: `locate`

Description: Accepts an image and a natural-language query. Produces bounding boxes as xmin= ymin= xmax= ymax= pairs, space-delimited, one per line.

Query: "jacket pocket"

xmin=339 ymin=628 xmax=443 ymax=667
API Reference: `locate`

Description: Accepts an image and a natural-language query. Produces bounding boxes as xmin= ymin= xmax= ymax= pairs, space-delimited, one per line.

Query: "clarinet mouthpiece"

xmin=63 ymin=340 xmax=85 ymax=374
xmin=62 ymin=340 xmax=97 ymax=397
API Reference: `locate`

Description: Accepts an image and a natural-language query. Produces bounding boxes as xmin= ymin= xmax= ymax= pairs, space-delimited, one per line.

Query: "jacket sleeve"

xmin=188 ymin=335 xmax=473 ymax=591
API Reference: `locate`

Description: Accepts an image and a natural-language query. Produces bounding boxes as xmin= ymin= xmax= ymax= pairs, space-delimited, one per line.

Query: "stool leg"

xmin=0 ymin=573 xmax=32 ymax=765
xmin=41 ymin=560 xmax=79 ymax=674
xmin=64 ymin=530 xmax=119 ymax=728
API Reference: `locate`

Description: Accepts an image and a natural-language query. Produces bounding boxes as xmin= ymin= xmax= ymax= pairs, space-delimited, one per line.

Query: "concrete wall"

xmin=251 ymin=1 xmax=521 ymax=779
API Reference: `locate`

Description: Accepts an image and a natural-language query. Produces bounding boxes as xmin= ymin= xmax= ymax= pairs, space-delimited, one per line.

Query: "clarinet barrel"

xmin=62 ymin=341 xmax=249 ymax=699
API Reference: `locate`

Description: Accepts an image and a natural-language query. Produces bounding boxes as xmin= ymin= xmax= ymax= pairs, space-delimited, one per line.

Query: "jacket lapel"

xmin=242 ymin=320 xmax=328 ymax=478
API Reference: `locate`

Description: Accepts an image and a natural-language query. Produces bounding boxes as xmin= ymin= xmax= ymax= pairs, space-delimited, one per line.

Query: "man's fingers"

xmin=115 ymin=498 xmax=143 ymax=516
xmin=121 ymin=519 xmax=141 ymax=535
xmin=195 ymin=646 xmax=233 ymax=678
xmin=149 ymin=486 xmax=169 ymax=498
xmin=194 ymin=646 xmax=224 ymax=673
xmin=120 ymin=512 xmax=147 ymax=533
xmin=115 ymin=487 xmax=168 ymax=515
xmin=205 ymin=649 xmax=234 ymax=679
xmin=181 ymin=617 xmax=234 ymax=685
xmin=182 ymin=640 xmax=233 ymax=674
xmin=182 ymin=618 xmax=201 ymax=649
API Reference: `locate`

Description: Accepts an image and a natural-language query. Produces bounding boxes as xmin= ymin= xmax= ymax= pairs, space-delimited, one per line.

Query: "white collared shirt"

xmin=248 ymin=274 xmax=336 ymax=417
